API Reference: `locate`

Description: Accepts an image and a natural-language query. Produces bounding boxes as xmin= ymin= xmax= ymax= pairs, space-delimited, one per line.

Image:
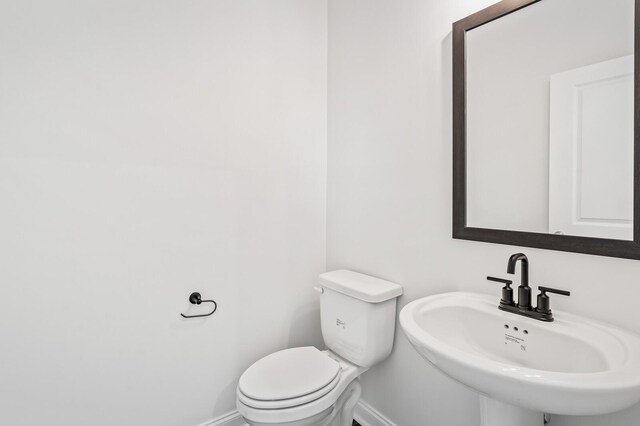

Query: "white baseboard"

xmin=354 ymin=400 xmax=397 ymax=426
xmin=197 ymin=410 xmax=246 ymax=426
xmin=197 ymin=400 xmax=395 ymax=426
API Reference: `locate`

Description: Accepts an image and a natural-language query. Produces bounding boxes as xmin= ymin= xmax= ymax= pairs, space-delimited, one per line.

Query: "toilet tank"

xmin=318 ymin=270 xmax=403 ymax=368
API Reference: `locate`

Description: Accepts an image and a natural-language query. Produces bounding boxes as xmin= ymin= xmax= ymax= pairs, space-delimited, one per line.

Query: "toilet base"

xmin=243 ymin=408 xmax=333 ymax=426
xmin=321 ymin=379 xmax=361 ymax=426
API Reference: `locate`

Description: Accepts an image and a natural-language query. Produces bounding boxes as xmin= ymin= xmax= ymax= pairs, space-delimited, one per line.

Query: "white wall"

xmin=327 ymin=1 xmax=640 ymax=425
xmin=0 ymin=1 xmax=327 ymax=425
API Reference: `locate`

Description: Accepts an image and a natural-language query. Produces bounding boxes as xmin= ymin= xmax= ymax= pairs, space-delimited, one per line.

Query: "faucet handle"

xmin=487 ymin=276 xmax=514 ymax=306
xmin=536 ymin=286 xmax=571 ymax=315
xmin=487 ymin=276 xmax=512 ymax=285
xmin=538 ymin=286 xmax=570 ymax=297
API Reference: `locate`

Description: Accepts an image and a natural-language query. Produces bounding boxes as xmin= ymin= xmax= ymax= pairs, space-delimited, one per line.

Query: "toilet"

xmin=236 ymin=270 xmax=403 ymax=426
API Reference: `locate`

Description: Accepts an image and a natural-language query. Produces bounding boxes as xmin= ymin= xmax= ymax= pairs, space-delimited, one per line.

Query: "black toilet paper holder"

xmin=180 ymin=292 xmax=218 ymax=318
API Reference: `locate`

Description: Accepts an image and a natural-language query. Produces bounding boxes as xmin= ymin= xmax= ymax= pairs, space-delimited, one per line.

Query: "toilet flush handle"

xmin=313 ymin=286 xmax=324 ymax=294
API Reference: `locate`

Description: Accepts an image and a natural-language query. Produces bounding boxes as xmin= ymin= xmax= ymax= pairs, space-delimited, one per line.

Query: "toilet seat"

xmin=238 ymin=371 xmax=341 ymax=409
xmin=236 ymin=349 xmax=368 ymax=425
xmin=238 ymin=347 xmax=341 ymax=409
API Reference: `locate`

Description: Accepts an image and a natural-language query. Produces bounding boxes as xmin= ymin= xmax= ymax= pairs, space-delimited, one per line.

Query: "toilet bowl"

xmin=237 ymin=347 xmax=366 ymax=426
xmin=236 ymin=270 xmax=403 ymax=426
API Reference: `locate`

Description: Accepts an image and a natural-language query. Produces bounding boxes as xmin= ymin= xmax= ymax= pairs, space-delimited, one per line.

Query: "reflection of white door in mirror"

xmin=549 ymin=55 xmax=634 ymax=241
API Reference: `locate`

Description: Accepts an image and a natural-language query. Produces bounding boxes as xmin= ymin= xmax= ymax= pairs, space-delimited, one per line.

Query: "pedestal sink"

xmin=399 ymin=292 xmax=640 ymax=426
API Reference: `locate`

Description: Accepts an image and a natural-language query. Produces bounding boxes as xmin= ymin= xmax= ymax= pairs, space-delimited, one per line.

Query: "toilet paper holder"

xmin=180 ymin=292 xmax=218 ymax=318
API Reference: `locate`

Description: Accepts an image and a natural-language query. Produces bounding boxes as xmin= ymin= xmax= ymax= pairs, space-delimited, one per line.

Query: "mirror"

xmin=453 ymin=0 xmax=640 ymax=259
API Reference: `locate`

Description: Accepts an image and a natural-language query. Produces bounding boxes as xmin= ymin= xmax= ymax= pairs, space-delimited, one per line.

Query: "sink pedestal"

xmin=479 ymin=396 xmax=542 ymax=426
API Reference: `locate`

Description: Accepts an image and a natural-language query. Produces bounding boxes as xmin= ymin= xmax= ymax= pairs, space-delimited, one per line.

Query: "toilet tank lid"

xmin=318 ymin=270 xmax=403 ymax=303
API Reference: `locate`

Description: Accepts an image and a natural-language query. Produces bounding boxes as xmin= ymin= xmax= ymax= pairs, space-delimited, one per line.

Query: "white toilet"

xmin=236 ymin=270 xmax=403 ymax=426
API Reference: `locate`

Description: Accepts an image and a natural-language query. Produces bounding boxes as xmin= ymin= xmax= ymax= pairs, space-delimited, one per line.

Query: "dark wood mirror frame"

xmin=453 ymin=0 xmax=640 ymax=260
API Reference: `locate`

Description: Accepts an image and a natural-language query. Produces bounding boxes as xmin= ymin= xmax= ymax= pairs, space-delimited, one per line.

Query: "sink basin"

xmin=400 ymin=292 xmax=640 ymax=424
